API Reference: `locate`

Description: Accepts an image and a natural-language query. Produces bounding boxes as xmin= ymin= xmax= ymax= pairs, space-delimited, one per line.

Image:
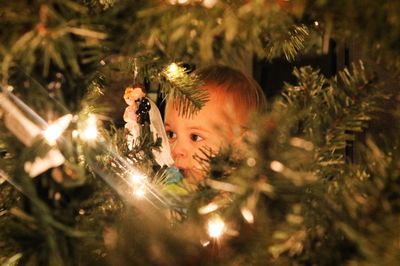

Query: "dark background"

xmin=253 ymin=40 xmax=354 ymax=99
xmin=253 ymin=39 xmax=360 ymax=163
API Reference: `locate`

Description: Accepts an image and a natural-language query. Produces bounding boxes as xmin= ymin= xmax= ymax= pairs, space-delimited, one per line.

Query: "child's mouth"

xmin=180 ymin=168 xmax=190 ymax=178
xmin=180 ymin=168 xmax=204 ymax=183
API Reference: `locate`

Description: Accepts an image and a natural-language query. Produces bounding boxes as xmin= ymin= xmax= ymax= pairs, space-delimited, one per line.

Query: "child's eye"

xmin=190 ymin=134 xmax=203 ymax=142
xmin=166 ymin=130 xmax=177 ymax=140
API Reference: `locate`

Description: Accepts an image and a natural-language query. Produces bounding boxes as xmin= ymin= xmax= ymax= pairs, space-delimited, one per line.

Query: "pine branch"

xmin=278 ymin=62 xmax=387 ymax=178
xmin=160 ymin=63 xmax=208 ymax=117
xmin=264 ymin=24 xmax=310 ymax=61
xmin=1 ymin=1 xmax=400 ymax=265
xmin=1 ymin=1 xmax=105 ymax=82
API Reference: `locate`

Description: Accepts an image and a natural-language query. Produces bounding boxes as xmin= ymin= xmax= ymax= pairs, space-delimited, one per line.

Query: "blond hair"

xmin=195 ymin=65 xmax=267 ymax=114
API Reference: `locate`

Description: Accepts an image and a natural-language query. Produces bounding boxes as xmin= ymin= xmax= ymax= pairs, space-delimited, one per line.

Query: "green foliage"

xmin=160 ymin=63 xmax=209 ymax=117
xmin=171 ymin=62 xmax=399 ymax=265
xmin=0 ymin=0 xmax=400 ymax=266
xmin=1 ymin=1 xmax=105 ymax=79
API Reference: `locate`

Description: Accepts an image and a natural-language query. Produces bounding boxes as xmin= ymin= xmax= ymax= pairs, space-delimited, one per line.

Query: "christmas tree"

xmin=1 ymin=1 xmax=399 ymax=265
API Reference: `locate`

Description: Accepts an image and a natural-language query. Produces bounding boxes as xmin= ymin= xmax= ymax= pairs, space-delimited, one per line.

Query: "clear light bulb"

xmin=240 ymin=207 xmax=254 ymax=224
xmin=43 ymin=124 xmax=64 ymax=145
xmin=129 ymin=172 xmax=146 ymax=184
xmin=80 ymin=114 xmax=98 ymax=141
xmin=207 ymin=216 xmax=225 ymax=238
xmin=133 ymin=186 xmax=146 ymax=199
xmin=42 ymin=114 xmax=72 ymax=145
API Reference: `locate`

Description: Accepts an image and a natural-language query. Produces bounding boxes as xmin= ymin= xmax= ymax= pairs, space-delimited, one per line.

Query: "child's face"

xmin=164 ymin=88 xmax=244 ymax=182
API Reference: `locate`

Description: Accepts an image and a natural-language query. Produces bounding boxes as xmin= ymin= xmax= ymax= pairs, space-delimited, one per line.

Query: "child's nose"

xmin=171 ymin=139 xmax=188 ymax=161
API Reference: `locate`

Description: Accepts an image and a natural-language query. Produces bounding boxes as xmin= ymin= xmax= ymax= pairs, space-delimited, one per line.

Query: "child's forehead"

xmin=167 ymin=86 xmax=229 ymax=106
xmin=166 ymin=85 xmax=250 ymax=123
xmin=167 ymin=95 xmax=245 ymax=127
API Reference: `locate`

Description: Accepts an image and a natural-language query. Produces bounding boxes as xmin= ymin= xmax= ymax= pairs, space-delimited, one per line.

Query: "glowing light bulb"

xmin=202 ymin=0 xmax=217 ymax=8
xmin=246 ymin=157 xmax=256 ymax=167
xmin=42 ymin=114 xmax=72 ymax=145
xmin=270 ymin=160 xmax=284 ymax=172
xmin=133 ymin=186 xmax=146 ymax=198
xmin=80 ymin=114 xmax=98 ymax=141
xmin=164 ymin=63 xmax=185 ymax=81
xmin=200 ymin=239 xmax=210 ymax=247
xmin=129 ymin=172 xmax=146 ymax=184
xmin=207 ymin=216 xmax=225 ymax=238
xmin=43 ymin=124 xmax=64 ymax=145
xmin=290 ymin=137 xmax=314 ymax=151
xmin=198 ymin=202 xmax=219 ymax=214
xmin=167 ymin=63 xmax=178 ymax=74
xmin=240 ymin=207 xmax=254 ymax=224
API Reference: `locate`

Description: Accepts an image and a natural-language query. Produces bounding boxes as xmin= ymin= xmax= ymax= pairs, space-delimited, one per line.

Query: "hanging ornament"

xmin=123 ymin=85 xmax=174 ymax=167
xmin=123 ymin=85 xmax=145 ymax=149
xmin=136 ymin=97 xmax=151 ymax=126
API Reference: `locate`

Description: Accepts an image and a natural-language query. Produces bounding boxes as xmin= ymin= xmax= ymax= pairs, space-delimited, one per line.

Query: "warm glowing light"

xmin=133 ymin=186 xmax=146 ymax=198
xmin=198 ymin=202 xmax=219 ymax=214
xmin=129 ymin=172 xmax=146 ymax=184
xmin=80 ymin=114 xmax=98 ymax=141
xmin=202 ymin=0 xmax=217 ymax=8
xmin=246 ymin=157 xmax=256 ymax=167
xmin=290 ymin=137 xmax=314 ymax=151
xmin=164 ymin=63 xmax=184 ymax=80
xmin=207 ymin=216 xmax=225 ymax=238
xmin=42 ymin=114 xmax=72 ymax=145
xmin=270 ymin=160 xmax=284 ymax=172
xmin=167 ymin=63 xmax=178 ymax=74
xmin=240 ymin=207 xmax=254 ymax=224
xmin=43 ymin=124 xmax=64 ymax=145
xmin=168 ymin=0 xmax=188 ymax=5
xmin=200 ymin=239 xmax=210 ymax=247
xmin=128 ymin=172 xmax=147 ymax=199
xmin=72 ymin=130 xmax=79 ymax=139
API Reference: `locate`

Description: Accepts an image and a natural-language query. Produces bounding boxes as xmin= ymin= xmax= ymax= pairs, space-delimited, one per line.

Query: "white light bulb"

xmin=198 ymin=202 xmax=219 ymax=214
xmin=202 ymin=0 xmax=217 ymax=8
xmin=133 ymin=186 xmax=146 ymax=198
xmin=207 ymin=216 xmax=225 ymax=238
xmin=43 ymin=124 xmax=64 ymax=145
xmin=167 ymin=63 xmax=179 ymax=75
xmin=42 ymin=114 xmax=72 ymax=145
xmin=129 ymin=172 xmax=146 ymax=184
xmin=270 ymin=160 xmax=284 ymax=172
xmin=240 ymin=207 xmax=254 ymax=224
xmin=80 ymin=115 xmax=98 ymax=141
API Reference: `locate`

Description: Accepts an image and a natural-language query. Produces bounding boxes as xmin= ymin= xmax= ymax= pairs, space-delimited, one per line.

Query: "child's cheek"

xmin=207 ymin=137 xmax=226 ymax=152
